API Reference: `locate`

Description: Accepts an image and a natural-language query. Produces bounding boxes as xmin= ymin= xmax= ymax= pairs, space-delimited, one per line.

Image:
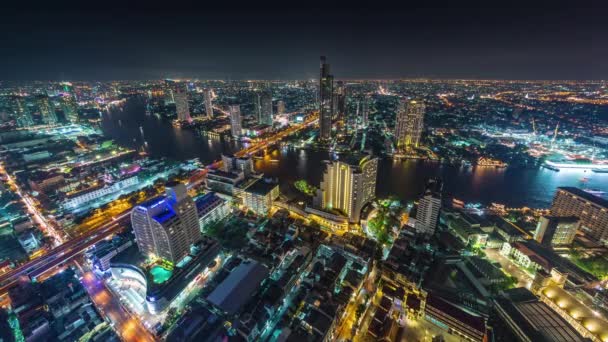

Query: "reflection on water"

xmin=101 ymin=99 xmax=608 ymax=208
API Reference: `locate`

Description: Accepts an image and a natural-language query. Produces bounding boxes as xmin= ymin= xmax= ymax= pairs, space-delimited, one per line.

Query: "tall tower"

xmin=360 ymin=95 xmax=370 ymax=128
xmin=258 ymin=90 xmax=273 ymax=126
xmin=315 ymin=155 xmax=378 ymax=223
xmin=131 ymin=182 xmax=201 ymax=263
xmin=395 ymin=99 xmax=425 ymax=151
xmin=415 ymin=178 xmax=442 ymax=235
xmin=163 ymin=80 xmax=176 ymax=105
xmin=276 ymin=100 xmax=286 ymax=115
xmin=174 ymin=84 xmax=191 ymax=122
xmin=204 ymin=88 xmax=214 ymax=119
xmin=37 ymin=95 xmax=58 ymax=125
xmin=333 ymin=81 xmax=346 ymax=121
xmin=229 ymin=105 xmax=242 ymax=137
xmin=319 ymin=56 xmax=334 ymax=141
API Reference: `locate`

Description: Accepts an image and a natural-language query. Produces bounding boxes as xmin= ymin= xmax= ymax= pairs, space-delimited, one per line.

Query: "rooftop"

xmin=558 ymin=187 xmax=608 ymax=209
xmin=244 ymin=178 xmax=278 ymax=196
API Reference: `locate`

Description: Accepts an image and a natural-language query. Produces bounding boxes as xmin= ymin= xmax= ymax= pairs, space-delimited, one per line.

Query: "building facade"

xmin=174 ymin=84 xmax=191 ymax=122
xmin=550 ymin=187 xmax=608 ymax=244
xmin=204 ymin=88 xmax=214 ymax=119
xmin=131 ymin=182 xmax=201 ymax=263
xmin=196 ymin=192 xmax=231 ymax=231
xmin=415 ymin=178 xmax=442 ymax=235
xmin=394 ymin=99 xmax=425 ymax=151
xmin=229 ymin=104 xmax=242 ymax=137
xmin=258 ymin=90 xmax=273 ymax=125
xmin=315 ymin=155 xmax=378 ymax=223
xmin=319 ymin=56 xmax=334 ymax=141
xmin=534 ymin=215 xmax=579 ymax=247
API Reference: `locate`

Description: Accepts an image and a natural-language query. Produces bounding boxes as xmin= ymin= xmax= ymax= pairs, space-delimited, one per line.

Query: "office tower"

xmin=221 ymin=154 xmax=254 ymax=177
xmin=315 ymin=154 xmax=378 ymax=222
xmin=415 ymin=178 xmax=442 ymax=235
xmin=131 ymin=182 xmax=201 ymax=263
xmin=60 ymin=95 xmax=78 ymax=123
xmin=534 ymin=216 xmax=579 ymax=247
xmin=229 ymin=105 xmax=242 ymax=137
xmin=204 ymin=88 xmax=214 ymax=119
xmin=174 ymin=84 xmax=191 ymax=122
xmin=277 ymin=100 xmax=286 ymax=115
xmin=319 ymin=56 xmax=334 ymax=141
xmin=258 ymin=90 xmax=273 ymax=125
xmin=394 ymin=99 xmax=425 ymax=151
xmin=333 ymin=81 xmax=346 ymax=121
xmin=550 ymin=187 xmax=608 ymax=244
xmin=360 ymin=95 xmax=370 ymax=127
xmin=36 ymin=95 xmax=58 ymax=125
xmin=163 ymin=80 xmax=176 ymax=105
xmin=13 ymin=96 xmax=33 ymax=127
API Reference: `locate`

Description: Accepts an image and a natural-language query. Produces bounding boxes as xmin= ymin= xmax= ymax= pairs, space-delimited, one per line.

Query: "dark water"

xmin=101 ymin=99 xmax=608 ymax=208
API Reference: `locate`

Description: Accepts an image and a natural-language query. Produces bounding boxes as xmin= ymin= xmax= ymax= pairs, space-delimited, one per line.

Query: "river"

xmin=100 ymin=99 xmax=608 ymax=208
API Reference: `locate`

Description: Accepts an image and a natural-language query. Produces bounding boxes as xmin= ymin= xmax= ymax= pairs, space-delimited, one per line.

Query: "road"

xmin=81 ymin=270 xmax=156 ymax=342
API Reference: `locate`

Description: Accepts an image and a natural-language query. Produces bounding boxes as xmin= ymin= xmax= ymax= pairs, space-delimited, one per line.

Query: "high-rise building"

xmin=131 ymin=182 xmax=201 ymax=263
xmin=534 ymin=216 xmax=579 ymax=247
xmin=276 ymin=100 xmax=286 ymax=115
xmin=258 ymin=90 xmax=273 ymax=125
xmin=229 ymin=105 xmax=242 ymax=137
xmin=315 ymin=154 xmax=378 ymax=222
xmin=550 ymin=187 xmax=608 ymax=244
xmin=204 ymin=88 xmax=214 ymax=119
xmin=333 ymin=81 xmax=346 ymax=121
xmin=395 ymin=99 xmax=425 ymax=151
xmin=12 ymin=96 xmax=33 ymax=127
xmin=60 ymin=95 xmax=78 ymax=123
xmin=36 ymin=95 xmax=58 ymax=125
xmin=360 ymin=95 xmax=370 ymax=127
xmin=163 ymin=80 xmax=176 ymax=105
xmin=319 ymin=56 xmax=334 ymax=141
xmin=415 ymin=178 xmax=442 ymax=235
xmin=174 ymin=84 xmax=191 ymax=122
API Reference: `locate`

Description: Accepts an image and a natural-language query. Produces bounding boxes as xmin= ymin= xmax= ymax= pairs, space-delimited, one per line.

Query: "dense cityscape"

xmin=0 ymin=3 xmax=607 ymax=341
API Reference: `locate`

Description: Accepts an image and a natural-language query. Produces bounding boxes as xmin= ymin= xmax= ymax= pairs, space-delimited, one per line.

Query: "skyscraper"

xmin=534 ymin=216 xmax=579 ymax=247
xmin=333 ymin=81 xmax=346 ymax=121
xmin=395 ymin=99 xmax=425 ymax=151
xmin=258 ymin=90 xmax=273 ymax=126
xmin=319 ymin=56 xmax=334 ymax=141
xmin=360 ymin=95 xmax=370 ymax=128
xmin=131 ymin=182 xmax=201 ymax=263
xmin=173 ymin=84 xmax=191 ymax=122
xmin=550 ymin=187 xmax=608 ymax=244
xmin=415 ymin=178 xmax=442 ymax=235
xmin=163 ymin=80 xmax=176 ymax=105
xmin=36 ymin=95 xmax=58 ymax=125
xmin=204 ymin=88 xmax=214 ymax=119
xmin=229 ymin=104 xmax=242 ymax=137
xmin=315 ymin=154 xmax=378 ymax=222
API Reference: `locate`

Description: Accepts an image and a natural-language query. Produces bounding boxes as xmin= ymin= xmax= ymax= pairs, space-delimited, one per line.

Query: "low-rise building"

xmin=195 ymin=192 xmax=230 ymax=231
xmin=241 ymin=178 xmax=279 ymax=216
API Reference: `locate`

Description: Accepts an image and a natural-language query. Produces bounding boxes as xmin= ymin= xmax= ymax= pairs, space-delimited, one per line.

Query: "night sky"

xmin=1 ymin=2 xmax=606 ymax=80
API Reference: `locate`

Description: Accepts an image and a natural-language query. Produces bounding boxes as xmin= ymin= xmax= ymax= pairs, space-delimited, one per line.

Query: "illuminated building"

xmin=204 ymin=88 xmax=214 ymax=119
xmin=394 ymin=99 xmax=425 ymax=151
xmin=314 ymin=154 xmax=378 ymax=223
xmin=60 ymin=94 xmax=78 ymax=123
xmin=36 ymin=95 xmax=58 ymax=125
xmin=195 ymin=192 xmax=230 ymax=231
xmin=550 ymin=187 xmax=608 ymax=245
xmin=229 ymin=104 xmax=242 ymax=137
xmin=221 ymin=154 xmax=254 ymax=176
xmin=319 ymin=56 xmax=334 ymax=141
xmin=12 ymin=96 xmax=34 ymax=127
xmin=258 ymin=90 xmax=273 ymax=125
xmin=415 ymin=178 xmax=442 ymax=235
xmin=173 ymin=83 xmax=191 ymax=122
xmin=62 ymin=175 xmax=139 ymax=210
xmin=163 ymin=79 xmax=175 ymax=104
xmin=360 ymin=95 xmax=370 ymax=127
xmin=534 ymin=216 xmax=579 ymax=247
xmin=424 ymin=294 xmax=487 ymax=342
xmin=241 ymin=178 xmax=279 ymax=216
xmin=276 ymin=100 xmax=285 ymax=114
xmin=131 ymin=182 xmax=201 ymax=263
xmin=333 ymin=80 xmax=346 ymax=121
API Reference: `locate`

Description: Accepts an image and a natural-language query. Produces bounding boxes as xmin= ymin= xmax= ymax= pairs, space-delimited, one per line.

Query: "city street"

xmin=484 ymin=248 xmax=533 ymax=288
